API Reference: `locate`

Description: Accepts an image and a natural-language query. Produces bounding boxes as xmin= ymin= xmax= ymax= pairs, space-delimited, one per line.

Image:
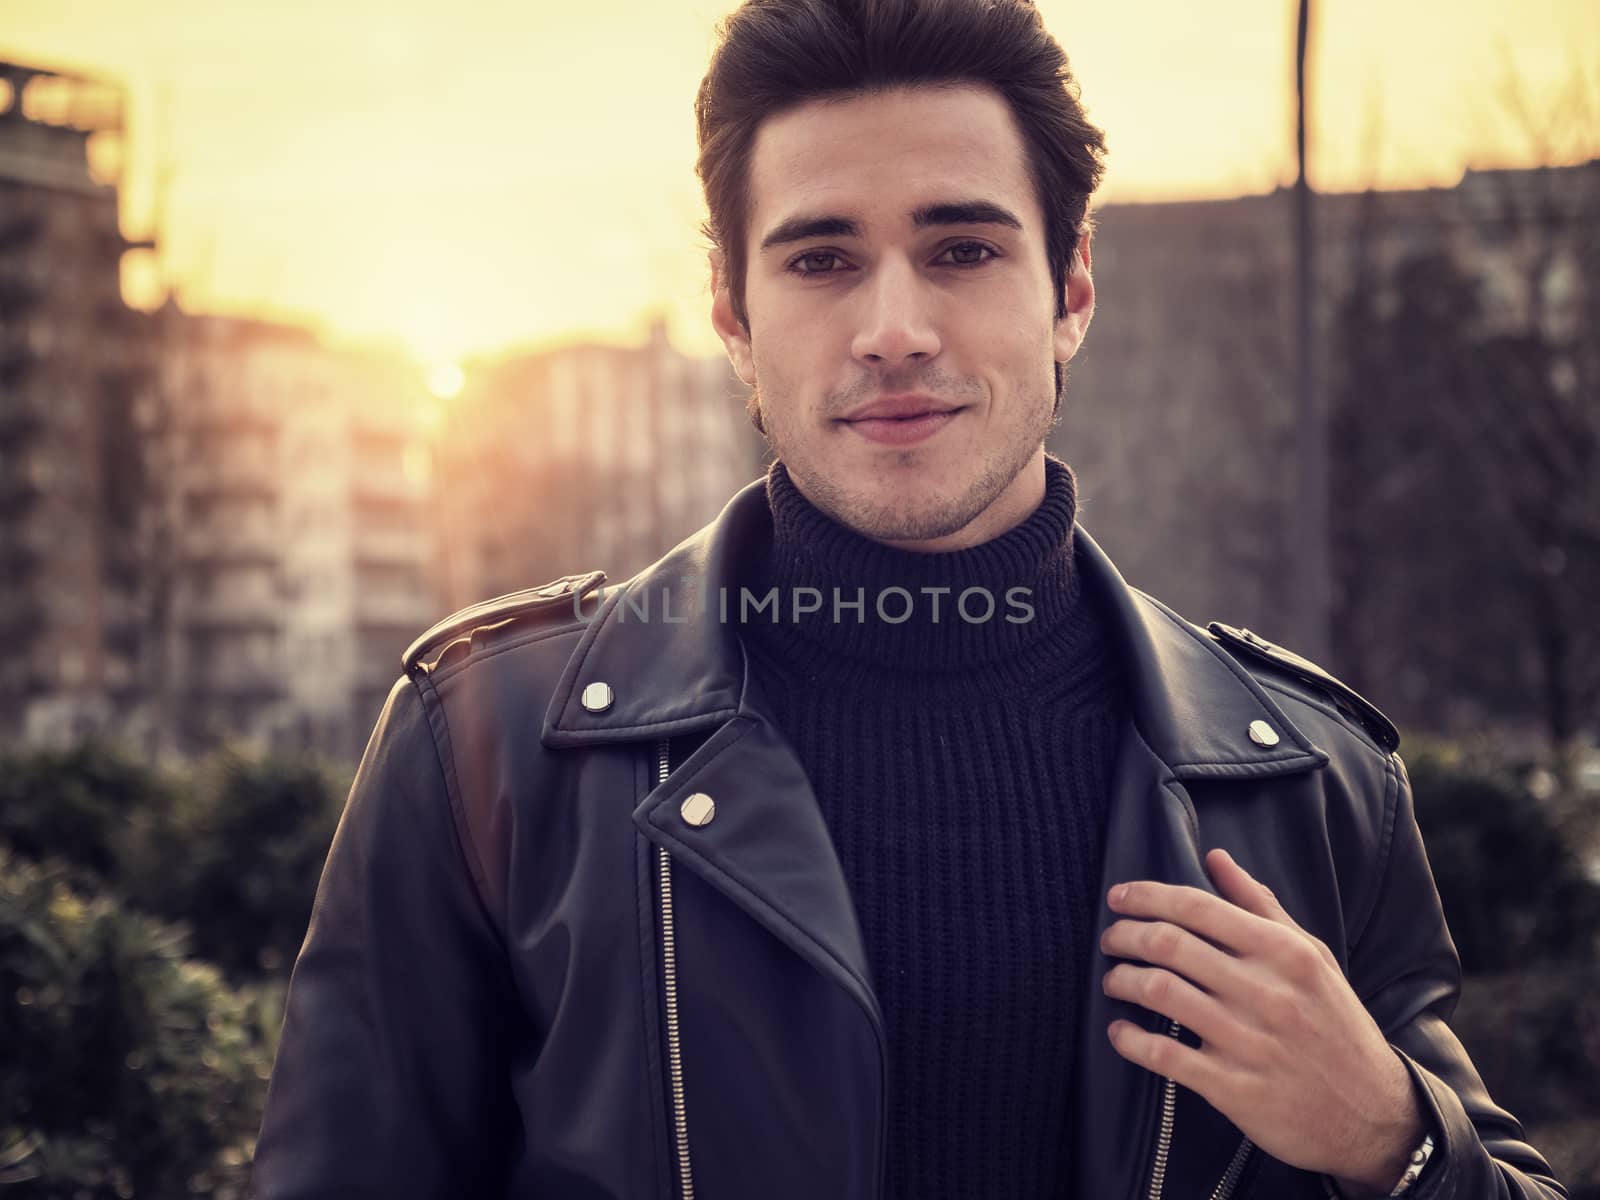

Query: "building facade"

xmin=156 ymin=310 xmax=436 ymax=758
xmin=431 ymin=317 xmax=766 ymax=614
xmin=0 ymin=59 xmax=156 ymax=744
xmin=1058 ymin=159 xmax=1597 ymax=741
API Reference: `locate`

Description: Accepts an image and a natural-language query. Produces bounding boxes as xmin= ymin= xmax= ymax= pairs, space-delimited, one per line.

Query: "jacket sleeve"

xmin=1340 ymin=751 xmax=1568 ymax=1200
xmin=253 ymin=677 xmax=519 ymax=1198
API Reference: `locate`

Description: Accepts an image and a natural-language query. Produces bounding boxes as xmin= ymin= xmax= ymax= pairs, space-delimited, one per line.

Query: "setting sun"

xmin=426 ymin=361 xmax=465 ymax=401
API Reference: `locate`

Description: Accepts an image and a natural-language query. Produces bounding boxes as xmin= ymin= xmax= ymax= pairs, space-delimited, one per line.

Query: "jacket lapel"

xmin=539 ymin=474 xmax=883 ymax=1041
xmin=629 ymin=701 xmax=883 ymax=1041
xmin=542 ymin=480 xmax=769 ymax=746
xmin=1073 ymin=528 xmax=1328 ymax=779
xmin=1069 ymin=528 xmax=1335 ymax=1199
xmin=1073 ymin=721 xmax=1215 ymax=1200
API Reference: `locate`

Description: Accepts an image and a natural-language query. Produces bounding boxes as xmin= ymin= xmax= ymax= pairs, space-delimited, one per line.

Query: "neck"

xmin=737 ymin=452 xmax=1093 ymax=688
xmin=796 ymin=447 xmax=1050 ymax=553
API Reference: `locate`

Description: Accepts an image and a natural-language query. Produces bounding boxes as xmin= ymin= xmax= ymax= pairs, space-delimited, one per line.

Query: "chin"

xmin=844 ymin=489 xmax=979 ymax=544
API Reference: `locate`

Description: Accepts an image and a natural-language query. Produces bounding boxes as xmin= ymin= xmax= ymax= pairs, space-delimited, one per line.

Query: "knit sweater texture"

xmin=735 ymin=454 xmax=1129 ymax=1198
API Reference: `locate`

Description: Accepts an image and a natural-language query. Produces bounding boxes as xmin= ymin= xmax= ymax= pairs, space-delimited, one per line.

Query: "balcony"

xmin=353 ymin=589 xmax=431 ymax=631
xmin=180 ymin=458 xmax=278 ymax=503
xmin=354 ymin=466 xmax=419 ymax=506
xmin=181 ymin=676 xmax=287 ymax=704
xmin=180 ymin=588 xmax=282 ymax=634
xmin=181 ymin=406 xmax=278 ymax=437
xmin=351 ymin=527 xmax=425 ymax=568
xmin=178 ymin=625 xmax=285 ymax=707
xmin=178 ymin=522 xmax=280 ymax=568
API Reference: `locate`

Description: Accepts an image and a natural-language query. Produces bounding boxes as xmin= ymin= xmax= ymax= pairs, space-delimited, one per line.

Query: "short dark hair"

xmin=695 ymin=0 xmax=1108 ymax=417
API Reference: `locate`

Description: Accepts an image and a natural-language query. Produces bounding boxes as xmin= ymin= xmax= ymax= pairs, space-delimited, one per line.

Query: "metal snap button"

xmin=680 ymin=792 xmax=716 ymax=827
xmin=580 ymin=681 xmax=614 ymax=713
xmin=1247 ymin=719 xmax=1280 ymax=747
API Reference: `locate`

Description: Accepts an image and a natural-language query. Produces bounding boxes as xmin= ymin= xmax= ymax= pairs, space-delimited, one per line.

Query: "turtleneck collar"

xmin=738 ymin=453 xmax=1102 ymax=692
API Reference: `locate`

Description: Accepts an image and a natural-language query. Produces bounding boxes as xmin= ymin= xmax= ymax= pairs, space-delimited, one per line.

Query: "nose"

xmin=850 ymin=256 xmax=942 ymax=368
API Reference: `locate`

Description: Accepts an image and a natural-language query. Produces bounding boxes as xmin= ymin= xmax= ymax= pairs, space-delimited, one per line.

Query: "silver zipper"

xmin=1145 ymin=1019 xmax=1182 ymax=1200
xmin=654 ymin=745 xmax=1252 ymax=1200
xmin=1210 ymin=1134 xmax=1255 ymax=1200
xmin=1144 ymin=1019 xmax=1255 ymax=1200
xmin=656 ymin=738 xmax=695 ymax=1199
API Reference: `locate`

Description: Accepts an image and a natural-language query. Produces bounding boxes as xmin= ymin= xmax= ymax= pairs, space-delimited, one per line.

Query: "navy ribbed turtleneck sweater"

xmin=736 ymin=454 xmax=1129 ymax=1199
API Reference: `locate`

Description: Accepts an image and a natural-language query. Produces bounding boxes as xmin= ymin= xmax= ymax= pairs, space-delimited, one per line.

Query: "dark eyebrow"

xmin=757 ymin=199 xmax=1023 ymax=253
xmin=759 ymin=215 xmax=862 ymax=252
xmin=910 ymin=201 xmax=1023 ymax=231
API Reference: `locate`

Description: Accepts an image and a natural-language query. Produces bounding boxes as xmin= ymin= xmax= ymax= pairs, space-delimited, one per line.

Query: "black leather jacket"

xmin=255 ymin=477 xmax=1567 ymax=1199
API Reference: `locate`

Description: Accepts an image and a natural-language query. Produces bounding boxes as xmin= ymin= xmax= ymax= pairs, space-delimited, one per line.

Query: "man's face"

xmin=711 ymin=83 xmax=1095 ymax=551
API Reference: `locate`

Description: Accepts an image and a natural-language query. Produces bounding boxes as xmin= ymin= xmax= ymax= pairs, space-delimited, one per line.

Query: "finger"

xmin=1106 ymin=1019 xmax=1224 ymax=1100
xmin=1100 ymin=917 xmax=1251 ymax=1001
xmin=1102 ymin=963 xmax=1253 ymax=1053
xmin=1206 ymin=849 xmax=1342 ymax=973
xmin=1107 ymin=879 xmax=1275 ymax=958
xmin=1205 ymin=848 xmax=1291 ymax=925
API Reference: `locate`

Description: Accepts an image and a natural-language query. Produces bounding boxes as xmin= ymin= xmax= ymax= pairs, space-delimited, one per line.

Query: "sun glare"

xmin=427 ymin=362 xmax=465 ymax=401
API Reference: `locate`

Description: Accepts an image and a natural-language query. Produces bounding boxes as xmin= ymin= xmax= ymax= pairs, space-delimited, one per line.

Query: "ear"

xmin=1052 ymin=228 xmax=1095 ymax=364
xmin=709 ymin=249 xmax=757 ymax=387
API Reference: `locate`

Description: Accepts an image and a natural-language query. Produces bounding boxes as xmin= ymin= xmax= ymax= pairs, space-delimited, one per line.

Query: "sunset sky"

xmin=5 ymin=0 xmax=1597 ymax=363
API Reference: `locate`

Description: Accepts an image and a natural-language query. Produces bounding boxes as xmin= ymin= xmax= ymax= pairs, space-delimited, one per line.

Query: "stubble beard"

xmin=754 ymin=371 xmax=1060 ymax=544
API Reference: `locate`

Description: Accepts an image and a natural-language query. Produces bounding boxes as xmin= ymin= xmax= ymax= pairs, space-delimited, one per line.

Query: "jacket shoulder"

xmin=402 ymin=570 xmax=607 ymax=674
xmin=1205 ymin=621 xmax=1401 ymax=755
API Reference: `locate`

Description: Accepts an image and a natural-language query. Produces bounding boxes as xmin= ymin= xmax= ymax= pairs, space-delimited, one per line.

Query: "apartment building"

xmin=0 ymin=59 xmax=156 ymax=744
xmin=1056 ymin=160 xmax=1597 ymax=631
xmin=157 ymin=310 xmax=436 ymax=757
xmin=431 ymin=317 xmax=766 ymax=613
xmin=1056 ymin=159 xmax=1597 ymax=740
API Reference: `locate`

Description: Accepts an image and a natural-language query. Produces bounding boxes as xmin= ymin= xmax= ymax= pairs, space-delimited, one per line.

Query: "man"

xmin=254 ymin=1 xmax=1568 ymax=1197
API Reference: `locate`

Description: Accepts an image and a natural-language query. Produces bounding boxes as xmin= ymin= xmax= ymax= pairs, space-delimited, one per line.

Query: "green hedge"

xmin=0 ymin=742 xmax=347 ymax=982
xmin=0 ymin=742 xmax=170 ymax=886
xmin=0 ymin=740 xmax=344 ymax=1197
xmin=0 ymin=848 xmax=277 ymax=1198
xmin=1407 ymin=745 xmax=1600 ymax=972
xmin=127 ymin=749 xmax=347 ymax=978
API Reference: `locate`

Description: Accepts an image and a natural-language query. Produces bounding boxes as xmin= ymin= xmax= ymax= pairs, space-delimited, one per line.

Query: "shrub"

xmin=0 ymin=847 xmax=277 ymax=1199
xmin=1407 ymin=747 xmax=1600 ymax=973
xmin=0 ymin=741 xmax=347 ymax=983
xmin=128 ymin=748 xmax=346 ymax=979
xmin=0 ymin=742 xmax=173 ymax=885
xmin=1451 ymin=961 xmax=1600 ymax=1125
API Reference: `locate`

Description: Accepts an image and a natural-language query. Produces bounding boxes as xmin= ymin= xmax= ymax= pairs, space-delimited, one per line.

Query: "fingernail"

xmin=1110 ymin=884 xmax=1128 ymax=905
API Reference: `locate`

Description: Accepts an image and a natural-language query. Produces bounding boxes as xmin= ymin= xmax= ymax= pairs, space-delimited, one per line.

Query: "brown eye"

xmin=943 ymin=242 xmax=995 ymax=266
xmin=792 ymin=252 xmax=841 ymax=274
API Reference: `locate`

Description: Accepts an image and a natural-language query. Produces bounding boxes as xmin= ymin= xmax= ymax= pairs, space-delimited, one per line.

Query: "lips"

xmin=839 ymin=394 xmax=961 ymax=422
xmin=837 ymin=397 xmax=965 ymax=446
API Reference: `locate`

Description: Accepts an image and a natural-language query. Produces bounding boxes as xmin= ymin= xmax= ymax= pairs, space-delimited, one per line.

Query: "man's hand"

xmin=1101 ymin=848 xmax=1426 ymax=1196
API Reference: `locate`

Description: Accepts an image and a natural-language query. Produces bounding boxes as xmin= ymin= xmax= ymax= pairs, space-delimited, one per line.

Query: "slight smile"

xmin=836 ymin=395 xmax=968 ymax=446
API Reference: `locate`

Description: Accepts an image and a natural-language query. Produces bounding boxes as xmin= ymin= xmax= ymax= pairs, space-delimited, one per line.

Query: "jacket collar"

xmin=544 ymin=474 xmax=1328 ymax=778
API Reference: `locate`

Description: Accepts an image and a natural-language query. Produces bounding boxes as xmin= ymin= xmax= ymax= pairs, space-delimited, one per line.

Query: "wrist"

xmin=1331 ymin=1076 xmax=1428 ymax=1196
xmin=1331 ymin=1144 xmax=1416 ymax=1196
xmin=1328 ymin=1129 xmax=1436 ymax=1198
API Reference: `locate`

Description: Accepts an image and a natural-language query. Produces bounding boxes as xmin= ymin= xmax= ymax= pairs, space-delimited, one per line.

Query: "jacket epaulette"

xmin=1206 ymin=621 xmax=1401 ymax=754
xmin=402 ymin=570 xmax=607 ymax=674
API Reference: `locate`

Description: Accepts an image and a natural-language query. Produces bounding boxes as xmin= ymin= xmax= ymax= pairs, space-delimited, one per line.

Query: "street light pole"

xmin=1293 ymin=0 xmax=1331 ymax=662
